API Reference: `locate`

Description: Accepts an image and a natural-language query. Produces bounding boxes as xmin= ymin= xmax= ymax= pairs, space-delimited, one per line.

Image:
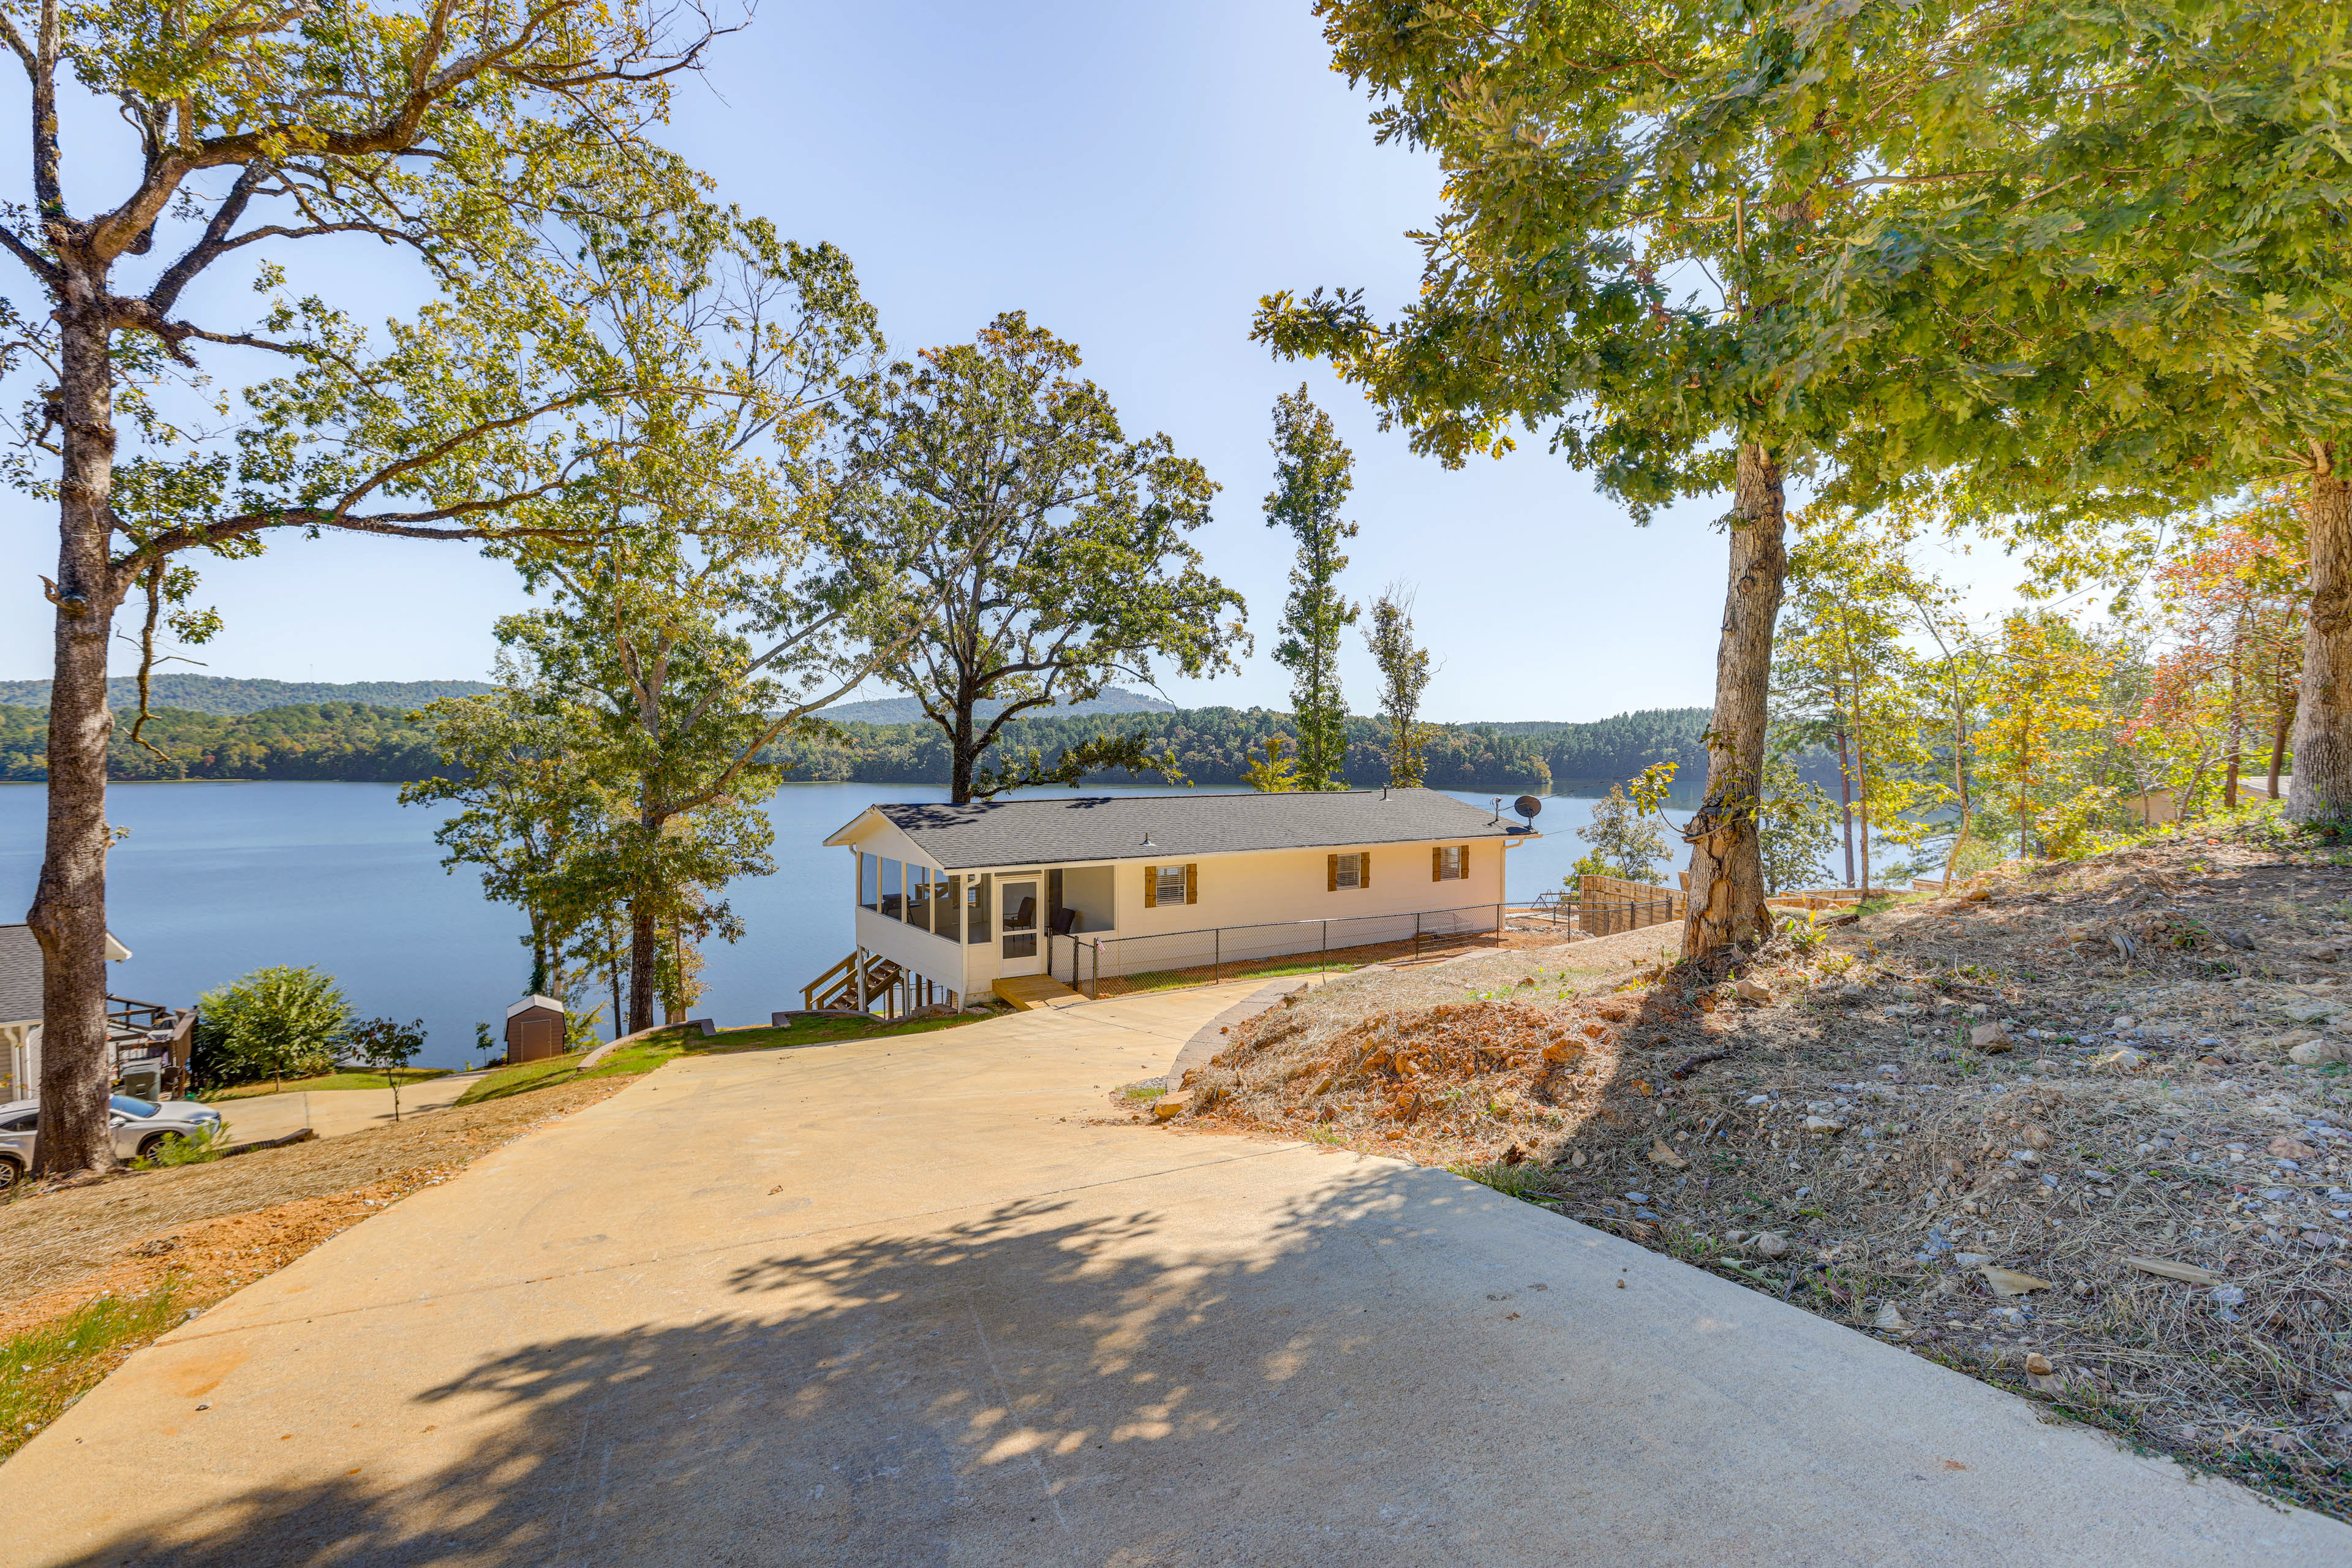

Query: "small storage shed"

xmin=505 ymin=995 xmax=567 ymax=1063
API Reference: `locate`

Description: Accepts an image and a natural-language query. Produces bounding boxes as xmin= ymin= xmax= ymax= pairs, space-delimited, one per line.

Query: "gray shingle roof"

xmin=829 ymin=789 xmax=1532 ymax=870
xmin=0 ymin=924 xmax=42 ymax=1026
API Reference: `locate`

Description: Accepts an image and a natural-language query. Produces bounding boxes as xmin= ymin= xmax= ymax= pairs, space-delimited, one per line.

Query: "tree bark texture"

xmin=2288 ymin=444 xmax=2350 ymax=825
xmin=951 ymin=695 xmax=977 ymax=805
xmin=1681 ymin=444 xmax=1788 ymax=961
xmin=1835 ymin=726 xmax=1854 ymax=887
xmin=30 ymin=309 xmax=131 ymax=1176
xmin=628 ymin=895 xmax=657 ymax=1035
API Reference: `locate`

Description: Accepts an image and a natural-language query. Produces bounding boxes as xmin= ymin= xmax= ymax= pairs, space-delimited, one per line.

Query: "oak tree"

xmin=6 ymin=0 xmax=725 ymax=1174
xmin=846 ymin=313 xmax=1246 ymax=803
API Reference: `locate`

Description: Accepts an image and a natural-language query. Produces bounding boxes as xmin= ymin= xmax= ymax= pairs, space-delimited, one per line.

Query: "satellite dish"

xmin=1513 ymin=794 xmax=1544 ymax=825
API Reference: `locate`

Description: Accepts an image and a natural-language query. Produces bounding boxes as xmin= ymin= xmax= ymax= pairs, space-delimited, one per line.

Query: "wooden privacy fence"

xmin=1579 ymin=874 xmax=1688 ymax=936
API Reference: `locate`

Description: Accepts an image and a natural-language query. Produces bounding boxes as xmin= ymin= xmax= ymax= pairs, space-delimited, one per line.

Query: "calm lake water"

xmin=0 ymin=781 xmax=1653 ymax=1069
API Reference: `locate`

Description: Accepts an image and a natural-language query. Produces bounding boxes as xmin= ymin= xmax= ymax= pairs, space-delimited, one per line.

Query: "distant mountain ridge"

xmin=816 ymin=686 xmax=1178 ymax=725
xmin=0 ymin=674 xmax=492 ymax=717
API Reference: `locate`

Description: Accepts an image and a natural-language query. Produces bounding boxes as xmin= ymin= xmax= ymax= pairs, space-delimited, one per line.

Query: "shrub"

xmin=195 ymin=966 xmax=352 ymax=1088
xmin=134 ymin=1122 xmax=227 ymax=1167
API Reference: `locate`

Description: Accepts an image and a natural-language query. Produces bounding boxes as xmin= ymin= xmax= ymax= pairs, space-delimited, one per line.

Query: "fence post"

xmin=1322 ymin=920 xmax=1329 ymax=971
xmin=1213 ymin=928 xmax=1221 ymax=984
xmin=1414 ymin=911 xmax=1422 ymax=962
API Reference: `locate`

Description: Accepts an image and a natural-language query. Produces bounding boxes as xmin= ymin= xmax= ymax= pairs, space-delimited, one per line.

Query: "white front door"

xmin=997 ymin=875 xmax=1043 ymax=977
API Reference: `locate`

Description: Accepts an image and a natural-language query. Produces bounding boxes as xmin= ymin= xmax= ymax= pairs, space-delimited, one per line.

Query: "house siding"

xmin=828 ymin=813 xmax=1520 ymax=997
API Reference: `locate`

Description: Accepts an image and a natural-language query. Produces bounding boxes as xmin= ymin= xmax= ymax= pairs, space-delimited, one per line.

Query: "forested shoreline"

xmin=0 ymin=699 xmax=1708 ymax=793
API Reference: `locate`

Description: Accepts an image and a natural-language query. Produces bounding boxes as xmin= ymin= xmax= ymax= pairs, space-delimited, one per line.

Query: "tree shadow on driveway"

xmin=45 ymin=1175 xmax=1568 ymax=1567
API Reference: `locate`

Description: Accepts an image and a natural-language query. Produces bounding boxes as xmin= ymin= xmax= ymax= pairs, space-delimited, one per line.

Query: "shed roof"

xmin=505 ymin=994 xmax=565 ymax=1020
xmin=0 ymin=924 xmax=133 ymax=1028
xmin=824 ymin=789 xmax=1532 ymax=871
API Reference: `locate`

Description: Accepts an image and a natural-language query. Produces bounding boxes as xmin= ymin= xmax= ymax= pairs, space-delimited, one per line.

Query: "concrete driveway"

xmin=4 ymin=984 xmax=2344 ymax=1566
xmin=209 ymin=1071 xmax=494 ymax=1145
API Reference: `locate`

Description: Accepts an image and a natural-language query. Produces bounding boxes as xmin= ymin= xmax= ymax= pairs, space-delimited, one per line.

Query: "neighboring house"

xmin=821 ymin=788 xmax=1537 ymax=1003
xmin=0 ymin=924 xmax=186 ymax=1101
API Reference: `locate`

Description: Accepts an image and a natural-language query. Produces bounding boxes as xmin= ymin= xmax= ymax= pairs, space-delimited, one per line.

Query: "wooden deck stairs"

xmin=991 ymin=974 xmax=1084 ymax=1012
xmin=802 ymin=952 xmax=906 ymax=1013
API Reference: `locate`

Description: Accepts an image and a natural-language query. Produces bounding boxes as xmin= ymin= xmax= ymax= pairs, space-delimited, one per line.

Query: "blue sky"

xmin=3 ymin=1 xmax=2023 ymax=722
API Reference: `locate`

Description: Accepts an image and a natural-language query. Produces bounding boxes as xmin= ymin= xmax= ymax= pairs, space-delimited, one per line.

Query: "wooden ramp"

xmin=992 ymin=974 xmax=1084 ymax=1012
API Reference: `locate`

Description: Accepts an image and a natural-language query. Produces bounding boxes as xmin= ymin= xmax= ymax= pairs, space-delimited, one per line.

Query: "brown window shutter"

xmin=1144 ymin=865 xmax=1158 ymax=909
xmin=1327 ymin=853 xmax=1338 ymax=892
xmin=1360 ymin=851 xmax=1370 ymax=888
xmin=1185 ymin=863 xmax=1197 ymax=904
xmin=1433 ymin=846 xmax=1442 ymax=882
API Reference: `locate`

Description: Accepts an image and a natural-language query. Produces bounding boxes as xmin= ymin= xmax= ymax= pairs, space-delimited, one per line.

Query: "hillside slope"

xmin=0 ymin=674 xmax=491 ymax=716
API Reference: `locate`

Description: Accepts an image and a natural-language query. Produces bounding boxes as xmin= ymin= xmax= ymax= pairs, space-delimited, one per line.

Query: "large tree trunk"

xmin=627 ymin=895 xmax=657 ymax=1035
xmin=1681 ymin=444 xmax=1788 ymax=960
xmin=2223 ymin=610 xmax=2245 ymax=811
xmin=950 ymin=691 xmax=977 ymax=804
xmin=29 ymin=309 xmax=129 ymax=1177
xmin=2288 ymin=443 xmax=2349 ymax=824
xmin=1835 ymin=725 xmax=1854 ymax=886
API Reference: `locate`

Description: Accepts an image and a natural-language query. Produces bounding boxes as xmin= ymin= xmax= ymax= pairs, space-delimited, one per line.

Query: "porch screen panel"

xmin=965 ymin=873 xmax=992 ymax=944
xmin=937 ymin=876 xmax=962 ymax=940
xmin=878 ymin=858 xmax=902 ymax=919
xmin=907 ymin=864 xmax=932 ymax=932
xmin=859 ymin=853 xmax=879 ymax=911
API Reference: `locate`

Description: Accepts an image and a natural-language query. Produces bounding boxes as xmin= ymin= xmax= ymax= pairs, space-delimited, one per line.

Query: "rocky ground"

xmin=1168 ymin=826 xmax=2352 ymax=1521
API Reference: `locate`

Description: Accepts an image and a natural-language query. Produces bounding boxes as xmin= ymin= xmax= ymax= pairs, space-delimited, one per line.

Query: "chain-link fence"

xmin=1052 ymin=902 xmax=1507 ymax=1000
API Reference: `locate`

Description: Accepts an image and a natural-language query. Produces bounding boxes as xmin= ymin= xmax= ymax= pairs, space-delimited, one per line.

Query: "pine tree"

xmin=1264 ymin=387 xmax=1359 ymax=791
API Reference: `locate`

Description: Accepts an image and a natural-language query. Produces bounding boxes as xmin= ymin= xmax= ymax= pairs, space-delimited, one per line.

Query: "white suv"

xmin=0 ymin=1094 xmax=225 ymax=1189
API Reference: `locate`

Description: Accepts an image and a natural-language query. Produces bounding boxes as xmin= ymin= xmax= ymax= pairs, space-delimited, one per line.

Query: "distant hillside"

xmin=0 ymin=701 xmax=451 ymax=783
xmin=0 ymin=674 xmax=492 ymax=716
xmin=0 ymin=690 xmax=1712 ymax=796
xmin=764 ymin=706 xmax=1713 ymax=796
xmin=818 ymin=685 xmax=1178 ymax=726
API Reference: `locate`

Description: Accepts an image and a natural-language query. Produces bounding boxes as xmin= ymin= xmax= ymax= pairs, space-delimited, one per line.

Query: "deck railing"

xmin=1051 ymin=902 xmax=1507 ymax=1000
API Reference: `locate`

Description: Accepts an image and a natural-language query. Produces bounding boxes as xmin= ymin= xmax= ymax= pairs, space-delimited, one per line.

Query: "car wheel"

xmin=0 ymin=1157 xmax=20 ymax=1192
xmin=137 ymin=1133 xmax=175 ymax=1161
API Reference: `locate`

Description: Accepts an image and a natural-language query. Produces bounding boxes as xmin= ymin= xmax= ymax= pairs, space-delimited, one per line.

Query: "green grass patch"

xmin=201 ymin=1068 xmax=448 ymax=1101
xmin=1 ymin=1286 xmax=184 ymax=1460
xmin=452 ymin=1038 xmax=683 ymax=1106
xmin=451 ymin=1013 xmax=980 ymax=1107
xmin=686 ymin=1012 xmax=974 ymax=1054
xmin=1450 ymin=1157 xmax=1561 ymax=1202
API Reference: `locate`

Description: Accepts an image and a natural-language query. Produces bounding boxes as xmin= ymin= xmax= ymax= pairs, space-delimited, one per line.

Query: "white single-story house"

xmin=0 ymin=922 xmax=160 ymax=1101
xmin=821 ymin=788 xmax=1537 ymax=1002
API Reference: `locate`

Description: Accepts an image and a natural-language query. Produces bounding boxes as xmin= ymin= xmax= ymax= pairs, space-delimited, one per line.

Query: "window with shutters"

xmin=1333 ymin=852 xmax=1366 ymax=890
xmin=1154 ymin=864 xmax=1187 ymax=907
xmin=1438 ymin=845 xmax=1468 ymax=880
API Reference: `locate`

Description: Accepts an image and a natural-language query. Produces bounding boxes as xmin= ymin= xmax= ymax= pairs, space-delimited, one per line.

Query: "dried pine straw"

xmin=1178 ymin=834 xmax=2352 ymax=1522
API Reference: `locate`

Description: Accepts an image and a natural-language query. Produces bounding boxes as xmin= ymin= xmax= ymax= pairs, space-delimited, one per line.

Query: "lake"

xmin=0 ymin=781 xmax=1659 ymax=1069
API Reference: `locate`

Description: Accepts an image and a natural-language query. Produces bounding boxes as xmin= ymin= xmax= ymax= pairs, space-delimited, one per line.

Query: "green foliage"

xmin=347 ymin=1017 xmax=426 ymax=1083
xmin=1366 ymin=586 xmax=1434 ymax=788
xmin=847 ymin=312 xmax=1247 ymax=802
xmin=972 ymin=729 xmax=1190 ymax=798
xmin=1242 ymin=734 xmax=1300 ymax=793
xmin=764 ymin=704 xmax=1681 ymax=796
xmin=0 ymin=677 xmax=494 ymax=717
xmin=0 ymin=701 xmax=451 ymax=783
xmin=402 ymin=678 xmax=614 ymax=998
xmin=1757 ymin=755 xmax=1841 ymax=895
xmin=1575 ymin=785 xmax=1671 ymax=884
xmin=1264 ymin=386 xmax=1359 ymax=790
xmin=194 ymin=967 xmax=352 ymax=1088
xmin=132 ymin=1122 xmax=227 ymax=1168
